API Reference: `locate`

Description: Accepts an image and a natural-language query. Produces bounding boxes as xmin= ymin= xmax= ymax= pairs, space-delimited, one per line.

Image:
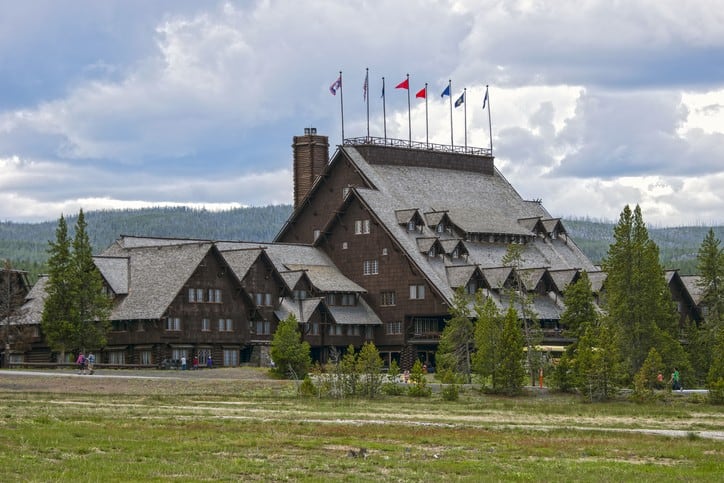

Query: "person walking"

xmin=181 ymin=355 xmax=187 ymax=371
xmin=76 ymin=352 xmax=86 ymax=375
xmin=87 ymin=352 xmax=96 ymax=375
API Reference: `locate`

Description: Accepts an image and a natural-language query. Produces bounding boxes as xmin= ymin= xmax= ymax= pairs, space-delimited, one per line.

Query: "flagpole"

xmin=448 ymin=80 xmax=453 ymax=147
xmin=463 ymin=87 xmax=467 ymax=150
xmin=486 ymin=85 xmax=493 ymax=156
xmin=406 ymin=73 xmax=411 ymax=146
xmin=382 ymin=77 xmax=387 ymax=142
xmin=365 ymin=67 xmax=370 ymax=139
xmin=424 ymin=83 xmax=429 ymax=148
xmin=339 ymin=71 xmax=345 ymax=142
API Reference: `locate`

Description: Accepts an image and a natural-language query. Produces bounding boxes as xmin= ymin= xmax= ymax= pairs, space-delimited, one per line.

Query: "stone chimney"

xmin=292 ymin=128 xmax=329 ymax=209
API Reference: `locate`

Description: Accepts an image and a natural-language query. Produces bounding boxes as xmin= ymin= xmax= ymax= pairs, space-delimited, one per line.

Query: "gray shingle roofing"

xmin=109 ymin=242 xmax=213 ymax=320
xmin=517 ymin=268 xmax=548 ymax=291
xmin=284 ymin=264 xmax=366 ymax=293
xmin=5 ymin=275 xmax=47 ymax=325
xmin=94 ymin=256 xmax=129 ymax=295
xmin=548 ymin=269 xmax=578 ymax=292
xmin=275 ymin=297 xmax=323 ymax=324
xmin=395 ymin=209 xmax=418 ymax=224
xmin=445 ymin=265 xmax=478 ymax=288
xmin=327 ymin=297 xmax=382 ymax=325
xmin=587 ymin=271 xmax=607 ymax=293
xmin=220 ymin=248 xmax=263 ymax=283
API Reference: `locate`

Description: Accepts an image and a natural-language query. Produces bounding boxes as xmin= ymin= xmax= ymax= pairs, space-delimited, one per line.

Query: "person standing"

xmin=673 ymin=368 xmax=682 ymax=392
xmin=87 ymin=352 xmax=96 ymax=375
xmin=76 ymin=352 xmax=86 ymax=375
xmin=193 ymin=354 xmax=199 ymax=370
xmin=181 ymin=355 xmax=187 ymax=371
xmin=206 ymin=354 xmax=212 ymax=369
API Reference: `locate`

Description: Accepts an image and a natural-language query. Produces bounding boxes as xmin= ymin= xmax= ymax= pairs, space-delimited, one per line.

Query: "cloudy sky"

xmin=1 ymin=0 xmax=723 ymax=226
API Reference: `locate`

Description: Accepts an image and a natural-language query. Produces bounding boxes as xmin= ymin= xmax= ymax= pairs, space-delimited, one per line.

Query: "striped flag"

xmin=329 ymin=75 xmax=342 ymax=95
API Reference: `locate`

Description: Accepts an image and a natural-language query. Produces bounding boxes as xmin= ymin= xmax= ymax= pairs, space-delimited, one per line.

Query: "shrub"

xmin=441 ymin=384 xmax=459 ymax=401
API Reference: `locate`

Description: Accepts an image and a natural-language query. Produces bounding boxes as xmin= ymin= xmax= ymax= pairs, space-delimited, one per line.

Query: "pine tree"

xmin=559 ymin=271 xmax=597 ymax=340
xmin=436 ymin=287 xmax=474 ymax=383
xmin=357 ymin=342 xmax=383 ymax=398
xmin=41 ymin=215 xmax=76 ymax=361
xmin=496 ymin=306 xmax=525 ymax=395
xmin=602 ymin=205 xmax=685 ymax=378
xmin=71 ymin=210 xmax=111 ymax=351
xmin=572 ymin=318 xmax=625 ymax=401
xmin=270 ymin=314 xmax=311 ymax=378
xmin=472 ymin=293 xmax=503 ymax=390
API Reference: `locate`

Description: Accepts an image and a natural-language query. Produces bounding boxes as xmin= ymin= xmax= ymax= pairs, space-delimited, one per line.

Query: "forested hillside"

xmin=2 ymin=207 xmax=721 ymax=282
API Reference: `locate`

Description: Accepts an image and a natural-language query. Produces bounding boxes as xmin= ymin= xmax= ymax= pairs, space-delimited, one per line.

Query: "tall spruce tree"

xmin=436 ymin=287 xmax=474 ymax=383
xmin=691 ymin=229 xmax=724 ymax=384
xmin=41 ymin=215 xmax=76 ymax=360
xmin=602 ymin=205 xmax=686 ymax=378
xmin=270 ymin=314 xmax=311 ymax=378
xmin=496 ymin=305 xmax=525 ymax=395
xmin=71 ymin=210 xmax=111 ymax=351
xmin=472 ymin=293 xmax=504 ymax=390
xmin=559 ymin=271 xmax=598 ymax=340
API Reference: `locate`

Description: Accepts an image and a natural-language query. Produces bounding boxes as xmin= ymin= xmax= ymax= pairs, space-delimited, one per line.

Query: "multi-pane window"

xmin=380 ymin=291 xmax=396 ymax=306
xmin=409 ymin=284 xmax=425 ymax=300
xmin=172 ymin=348 xmax=187 ymax=360
xmin=254 ymin=293 xmax=273 ymax=306
xmin=201 ymin=318 xmax=210 ymax=331
xmin=355 ymin=219 xmax=370 ymax=235
xmin=188 ymin=288 xmax=196 ymax=303
xmin=413 ymin=317 xmax=438 ymax=335
xmin=108 ymin=351 xmax=125 ymax=365
xmin=325 ymin=294 xmax=336 ymax=305
xmin=328 ymin=325 xmax=343 ymax=336
xmin=189 ymin=288 xmax=221 ymax=303
xmin=166 ymin=317 xmax=181 ymax=331
xmin=208 ymin=289 xmax=222 ymax=303
xmin=196 ymin=288 xmax=204 ymax=302
xmin=363 ymin=259 xmax=379 ymax=275
xmin=349 ymin=325 xmax=360 ymax=336
xmin=340 ymin=294 xmax=355 ymax=306
xmin=223 ymin=349 xmax=238 ymax=367
xmin=255 ymin=320 xmax=271 ymax=335
xmin=294 ymin=289 xmax=307 ymax=300
xmin=386 ymin=321 xmax=402 ymax=335
xmin=311 ymin=322 xmax=319 ymax=335
xmin=218 ymin=318 xmax=233 ymax=332
xmin=139 ymin=350 xmax=152 ymax=365
xmin=466 ymin=281 xmax=477 ymax=295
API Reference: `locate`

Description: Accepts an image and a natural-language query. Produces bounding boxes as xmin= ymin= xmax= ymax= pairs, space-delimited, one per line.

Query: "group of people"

xmin=656 ymin=367 xmax=683 ymax=392
xmin=75 ymin=352 xmax=95 ymax=375
xmin=180 ymin=354 xmax=212 ymax=370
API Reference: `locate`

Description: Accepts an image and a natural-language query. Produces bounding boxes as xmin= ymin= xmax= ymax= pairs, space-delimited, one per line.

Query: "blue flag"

xmin=441 ymin=85 xmax=450 ymax=98
xmin=454 ymin=91 xmax=465 ymax=108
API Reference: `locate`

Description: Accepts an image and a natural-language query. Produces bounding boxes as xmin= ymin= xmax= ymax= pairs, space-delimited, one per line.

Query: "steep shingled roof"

xmin=94 ymin=256 xmax=129 ymax=295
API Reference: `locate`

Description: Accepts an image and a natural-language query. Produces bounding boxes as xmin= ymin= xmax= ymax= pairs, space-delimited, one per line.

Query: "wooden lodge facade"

xmin=4 ymin=130 xmax=705 ymax=369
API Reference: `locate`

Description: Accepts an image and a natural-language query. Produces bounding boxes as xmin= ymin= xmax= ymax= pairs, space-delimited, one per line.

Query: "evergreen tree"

xmin=71 ymin=210 xmax=111 ymax=351
xmin=559 ymin=271 xmax=598 ymax=340
xmin=407 ymin=359 xmax=432 ymax=397
xmin=472 ymin=293 xmax=503 ymax=390
xmin=436 ymin=287 xmax=474 ymax=383
xmin=633 ymin=347 xmax=664 ymax=401
xmin=502 ymin=243 xmax=542 ymax=386
xmin=692 ymin=229 xmax=724 ymax=384
xmin=270 ymin=314 xmax=311 ymax=378
xmin=357 ymin=342 xmax=384 ymax=398
xmin=572 ymin=318 xmax=625 ymax=401
xmin=602 ymin=205 xmax=684 ymax=378
xmin=340 ymin=345 xmax=359 ymax=396
xmin=496 ymin=306 xmax=525 ymax=396
xmin=41 ymin=215 xmax=76 ymax=360
xmin=707 ymin=328 xmax=724 ymax=404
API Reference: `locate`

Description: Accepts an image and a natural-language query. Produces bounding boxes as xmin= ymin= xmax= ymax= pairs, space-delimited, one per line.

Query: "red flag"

xmin=415 ymin=87 xmax=426 ymax=99
xmin=395 ymin=78 xmax=409 ymax=90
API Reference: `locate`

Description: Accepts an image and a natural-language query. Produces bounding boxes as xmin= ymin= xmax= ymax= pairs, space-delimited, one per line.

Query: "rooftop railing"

xmin=343 ymin=136 xmax=492 ymax=157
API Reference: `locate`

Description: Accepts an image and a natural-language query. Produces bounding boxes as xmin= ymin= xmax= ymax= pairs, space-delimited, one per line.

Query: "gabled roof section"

xmin=285 ymin=264 xmax=366 ymax=293
xmin=439 ymin=239 xmax=468 ymax=257
xmin=481 ymin=267 xmax=514 ymax=290
xmin=93 ymin=256 xmax=129 ymax=295
xmin=5 ymin=275 xmax=48 ymax=325
xmin=542 ymin=218 xmax=566 ymax=236
xmin=587 ymin=271 xmax=607 ymax=293
xmin=327 ymin=296 xmax=382 ymax=325
xmin=423 ymin=210 xmax=449 ymax=228
xmin=111 ymin=242 xmax=213 ymax=320
xmin=445 ymin=265 xmax=481 ymax=289
xmin=517 ymin=267 xmax=548 ymax=291
xmin=395 ymin=208 xmax=420 ymax=225
xmin=279 ymin=270 xmax=312 ymax=293
xmin=680 ymin=275 xmax=704 ymax=305
xmin=275 ymin=297 xmax=324 ymax=324
xmin=548 ymin=268 xmax=579 ymax=293
xmin=518 ymin=217 xmax=547 ymax=235
xmin=220 ymin=247 xmax=264 ymax=282
xmin=416 ymin=237 xmax=443 ymax=254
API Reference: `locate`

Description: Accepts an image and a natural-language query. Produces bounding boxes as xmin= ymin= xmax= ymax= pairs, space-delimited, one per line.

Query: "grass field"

xmin=1 ymin=368 xmax=723 ymax=481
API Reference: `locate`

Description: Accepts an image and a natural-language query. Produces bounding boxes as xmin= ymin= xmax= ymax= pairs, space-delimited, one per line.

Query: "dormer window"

xmin=407 ymin=220 xmax=416 ymax=232
xmin=436 ymin=223 xmax=445 ymax=233
xmin=428 ymin=248 xmax=436 ymax=257
xmin=451 ymin=248 xmax=459 ymax=259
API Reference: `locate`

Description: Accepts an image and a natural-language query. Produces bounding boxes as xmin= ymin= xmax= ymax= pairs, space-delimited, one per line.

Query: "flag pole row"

xmin=329 ymin=70 xmax=493 ymax=155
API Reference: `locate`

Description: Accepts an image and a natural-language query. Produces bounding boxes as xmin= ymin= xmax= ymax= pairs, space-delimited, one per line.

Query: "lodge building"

xmin=3 ymin=130 xmax=704 ymax=368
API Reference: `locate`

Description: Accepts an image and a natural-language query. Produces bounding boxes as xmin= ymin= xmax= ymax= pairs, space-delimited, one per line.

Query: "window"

xmin=326 ymin=294 xmax=336 ymax=305
xmin=208 ymin=288 xmax=222 ymax=303
xmin=452 ymin=248 xmax=459 ymax=259
xmin=409 ymin=284 xmax=425 ymax=300
xmin=355 ymin=219 xmax=370 ymax=235
xmin=172 ymin=348 xmax=187 ymax=360
xmin=223 ymin=349 xmax=238 ymax=367
xmin=188 ymin=288 xmax=196 ymax=303
xmin=218 ymin=318 xmax=233 ymax=332
xmin=265 ymin=293 xmax=273 ymax=306
xmin=111 ymin=321 xmax=128 ymax=332
xmin=108 ymin=351 xmax=125 ymax=365
xmin=428 ymin=247 xmax=436 ymax=257
xmin=328 ymin=324 xmax=343 ymax=336
xmin=196 ymin=288 xmax=204 ymax=302
xmin=201 ymin=318 xmax=210 ymax=331
xmin=407 ymin=220 xmax=416 ymax=232
xmin=255 ymin=320 xmax=271 ymax=335
xmin=466 ymin=281 xmax=477 ymax=295
xmin=386 ymin=321 xmax=402 ymax=335
xmin=340 ymin=294 xmax=355 ymax=306
xmin=437 ymin=223 xmax=445 ymax=233
xmin=166 ymin=317 xmax=181 ymax=331
xmin=294 ymin=289 xmax=307 ymax=300
xmin=254 ymin=293 xmax=271 ymax=306
xmin=311 ymin=322 xmax=319 ymax=335
xmin=139 ymin=351 xmax=152 ymax=365
xmin=382 ymin=247 xmax=388 ymax=256
xmin=349 ymin=325 xmax=360 ymax=336
xmin=365 ymin=326 xmax=374 ymax=339
xmin=414 ymin=317 xmax=438 ymax=336
xmin=363 ymin=259 xmax=379 ymax=275
xmin=380 ymin=291 xmax=396 ymax=306
xmin=342 ymin=241 xmax=348 ymax=250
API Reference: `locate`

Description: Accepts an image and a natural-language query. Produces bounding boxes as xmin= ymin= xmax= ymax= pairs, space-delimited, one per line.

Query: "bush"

xmin=299 ymin=375 xmax=316 ymax=397
xmin=441 ymin=384 xmax=459 ymax=401
xmin=407 ymin=360 xmax=432 ymax=398
xmin=708 ymin=378 xmax=724 ymax=405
